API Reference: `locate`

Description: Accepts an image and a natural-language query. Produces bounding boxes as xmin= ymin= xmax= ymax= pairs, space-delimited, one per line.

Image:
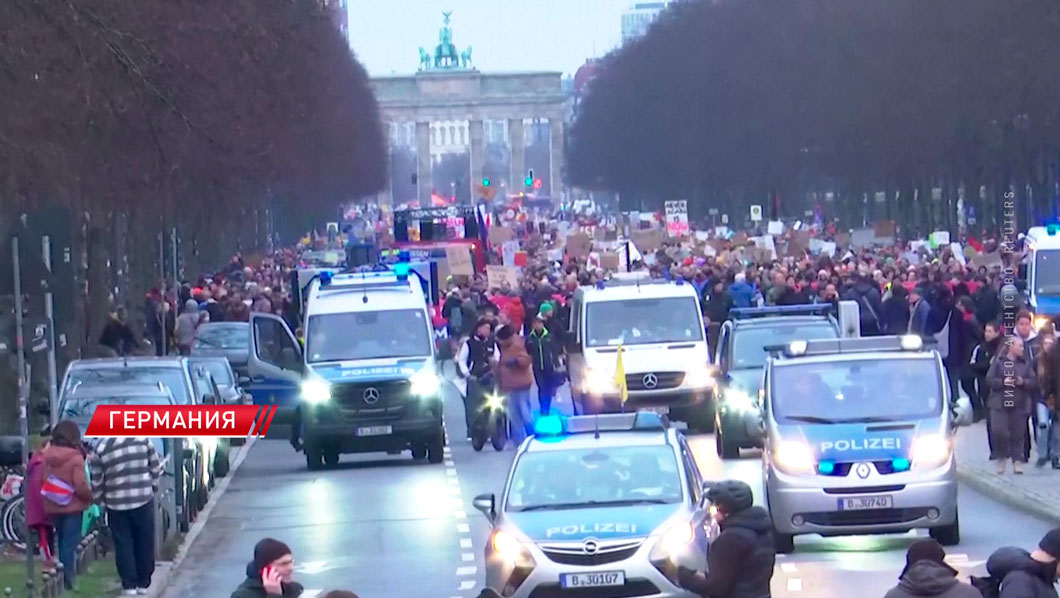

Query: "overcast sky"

xmin=347 ymin=0 xmax=629 ymax=76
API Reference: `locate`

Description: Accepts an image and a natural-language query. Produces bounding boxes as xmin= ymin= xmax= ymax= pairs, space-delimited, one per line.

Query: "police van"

xmin=761 ymin=336 xmax=973 ymax=553
xmin=473 ymin=413 xmax=711 ymax=598
xmin=1024 ymin=225 xmax=1060 ymax=330
xmin=566 ymin=276 xmax=715 ymax=430
xmin=248 ymin=263 xmax=445 ymax=469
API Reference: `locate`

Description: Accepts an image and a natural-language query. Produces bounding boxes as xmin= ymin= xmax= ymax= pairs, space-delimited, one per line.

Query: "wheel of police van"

xmin=773 ymin=530 xmax=795 ymax=554
xmin=715 ymin=423 xmax=740 ymax=459
xmin=490 ymin=415 xmax=508 ymax=452
xmin=929 ymin=509 xmax=960 ymax=546
xmin=214 ymin=446 xmax=230 ymax=478
xmin=305 ymin=444 xmax=323 ymax=471
xmin=412 ymin=445 xmax=427 ymax=460
xmin=427 ymin=429 xmax=445 ymax=464
xmin=324 ymin=450 xmax=340 ymax=467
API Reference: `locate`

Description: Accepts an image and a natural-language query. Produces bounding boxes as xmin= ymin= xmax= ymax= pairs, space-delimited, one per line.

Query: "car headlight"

xmin=485 ymin=391 xmax=505 ymax=410
xmin=723 ymin=388 xmax=757 ymax=414
xmin=657 ymin=522 xmax=695 ymax=556
xmin=1035 ymin=315 xmax=1051 ymax=331
xmin=584 ymin=368 xmax=617 ymax=395
xmin=410 ymin=368 xmax=441 ymax=397
xmin=490 ymin=530 xmax=535 ymax=567
xmin=911 ymin=434 xmax=951 ymax=469
xmin=301 ymin=378 xmax=331 ymax=404
xmin=774 ymin=440 xmax=816 ymax=475
xmin=684 ymin=367 xmax=716 ymax=389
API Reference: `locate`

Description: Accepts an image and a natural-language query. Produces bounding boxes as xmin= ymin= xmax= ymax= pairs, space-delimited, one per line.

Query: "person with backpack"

xmin=883 ymin=539 xmax=982 ymax=598
xmin=976 ymin=527 xmax=1060 ymax=598
xmin=41 ymin=420 xmax=93 ymax=590
xmin=842 ymin=271 xmax=885 ymax=336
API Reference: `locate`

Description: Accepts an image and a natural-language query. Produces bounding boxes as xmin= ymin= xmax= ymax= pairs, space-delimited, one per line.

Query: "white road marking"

xmin=302 ymin=591 xmax=322 ymax=598
xmin=460 ymin=538 xmax=473 ymax=549
xmin=459 ymin=580 xmax=476 ymax=591
xmin=787 ymin=578 xmax=802 ymax=592
xmin=446 ymin=468 xmax=458 ymax=476
xmin=454 ymin=510 xmax=467 ymax=519
xmin=462 ymin=553 xmax=475 ymax=562
xmin=457 ymin=566 xmax=477 ymax=576
xmin=457 ymin=523 xmax=471 ymax=533
xmin=780 ymin=562 xmax=798 ymax=574
xmin=445 ymin=460 xmax=456 ymax=466
xmin=295 ymin=561 xmax=329 ymax=574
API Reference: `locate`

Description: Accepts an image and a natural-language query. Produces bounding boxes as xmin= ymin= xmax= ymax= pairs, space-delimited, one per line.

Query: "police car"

xmin=566 ymin=276 xmax=715 ymax=430
xmin=248 ymin=262 xmax=445 ymax=469
xmin=760 ymin=336 xmax=973 ymax=553
xmin=473 ymin=413 xmax=711 ymax=598
xmin=711 ymin=304 xmax=846 ymax=459
xmin=1024 ymin=225 xmax=1060 ymax=330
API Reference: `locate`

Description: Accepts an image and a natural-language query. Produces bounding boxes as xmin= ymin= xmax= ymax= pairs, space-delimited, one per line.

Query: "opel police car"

xmin=760 ymin=336 xmax=973 ymax=553
xmin=473 ymin=413 xmax=713 ymax=598
xmin=248 ymin=262 xmax=445 ymax=469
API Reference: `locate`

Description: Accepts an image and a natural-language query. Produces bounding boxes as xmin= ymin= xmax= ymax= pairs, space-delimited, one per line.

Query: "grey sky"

xmin=348 ymin=1 xmax=629 ymax=76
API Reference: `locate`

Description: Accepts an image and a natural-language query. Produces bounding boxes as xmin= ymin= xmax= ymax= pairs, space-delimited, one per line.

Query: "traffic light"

xmin=532 ymin=179 xmax=543 ymax=190
xmin=482 ymin=177 xmax=490 ymax=187
xmin=525 ymin=169 xmax=534 ymax=187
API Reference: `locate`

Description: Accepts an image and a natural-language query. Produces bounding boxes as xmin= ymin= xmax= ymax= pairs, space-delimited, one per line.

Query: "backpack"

xmin=40 ymin=474 xmax=75 ymax=507
xmin=969 ymin=575 xmax=1001 ymax=598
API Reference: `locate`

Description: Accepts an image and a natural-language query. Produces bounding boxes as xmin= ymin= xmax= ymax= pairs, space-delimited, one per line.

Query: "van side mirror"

xmin=239 ymin=376 xmax=251 ymax=387
xmin=473 ymin=493 xmax=496 ymax=521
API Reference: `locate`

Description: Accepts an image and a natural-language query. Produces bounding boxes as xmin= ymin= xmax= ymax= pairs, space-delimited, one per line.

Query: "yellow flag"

xmin=614 ymin=343 xmax=628 ymax=403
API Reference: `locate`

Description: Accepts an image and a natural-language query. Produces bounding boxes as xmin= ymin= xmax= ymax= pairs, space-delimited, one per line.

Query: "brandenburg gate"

xmin=371 ymin=12 xmax=567 ymax=205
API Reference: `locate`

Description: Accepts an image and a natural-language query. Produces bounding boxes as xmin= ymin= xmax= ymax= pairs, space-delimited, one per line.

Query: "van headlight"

xmin=722 ymin=388 xmax=756 ymax=414
xmin=774 ymin=440 xmax=816 ymax=475
xmin=684 ymin=367 xmax=716 ymax=389
xmin=410 ymin=368 xmax=441 ymax=397
xmin=584 ymin=368 xmax=617 ymax=395
xmin=651 ymin=522 xmax=695 ymax=560
xmin=301 ymin=378 xmax=332 ymax=404
xmin=490 ymin=530 xmax=535 ymax=567
xmin=911 ymin=434 xmax=951 ymax=469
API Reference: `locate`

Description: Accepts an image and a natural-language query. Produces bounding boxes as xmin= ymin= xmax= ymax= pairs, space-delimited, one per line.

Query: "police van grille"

xmin=332 ymin=380 xmax=411 ymax=410
xmin=802 ymin=507 xmax=932 ymax=527
xmin=626 ymin=372 xmax=684 ymax=391
xmin=539 ymin=540 xmax=641 ymax=566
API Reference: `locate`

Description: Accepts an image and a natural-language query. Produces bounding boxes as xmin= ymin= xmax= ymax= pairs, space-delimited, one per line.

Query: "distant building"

xmin=321 ymin=0 xmax=349 ymax=43
xmin=621 ymin=2 xmax=670 ymax=44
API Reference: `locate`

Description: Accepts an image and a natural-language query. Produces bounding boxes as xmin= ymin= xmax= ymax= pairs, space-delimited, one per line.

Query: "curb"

xmin=956 ymin=463 xmax=1060 ymax=526
xmin=147 ymin=436 xmax=259 ymax=598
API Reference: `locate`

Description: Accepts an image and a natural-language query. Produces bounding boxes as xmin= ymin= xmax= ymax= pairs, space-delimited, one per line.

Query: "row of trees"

xmin=569 ymin=0 xmax=1060 ymax=233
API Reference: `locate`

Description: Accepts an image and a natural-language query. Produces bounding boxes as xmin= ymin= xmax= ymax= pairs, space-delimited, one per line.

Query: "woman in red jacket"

xmin=41 ymin=421 xmax=93 ymax=589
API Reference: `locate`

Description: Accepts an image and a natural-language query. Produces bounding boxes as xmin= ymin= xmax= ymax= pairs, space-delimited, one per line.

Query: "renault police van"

xmin=761 ymin=336 xmax=973 ymax=553
xmin=1024 ymin=225 xmax=1060 ymax=330
xmin=248 ymin=264 xmax=445 ymax=470
xmin=567 ymin=276 xmax=714 ymax=430
xmin=473 ymin=413 xmax=711 ymax=598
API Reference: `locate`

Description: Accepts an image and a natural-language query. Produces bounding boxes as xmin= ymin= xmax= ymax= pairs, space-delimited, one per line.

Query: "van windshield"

xmin=585 ymin=297 xmax=703 ymax=347
xmin=1034 ymin=249 xmax=1060 ymax=294
xmin=771 ymin=357 xmax=943 ymax=424
xmin=306 ymin=309 xmax=432 ymax=362
xmin=732 ymin=323 xmax=838 ymax=369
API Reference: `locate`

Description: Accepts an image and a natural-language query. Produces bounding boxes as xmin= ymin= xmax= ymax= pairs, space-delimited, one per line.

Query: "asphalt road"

xmin=161 ymin=378 xmax=1054 ymax=598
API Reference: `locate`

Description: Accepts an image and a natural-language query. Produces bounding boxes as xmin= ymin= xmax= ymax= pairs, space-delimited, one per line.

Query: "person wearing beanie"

xmin=230 ymin=538 xmax=303 ymax=598
xmin=883 ymin=539 xmax=981 ymax=598
xmin=676 ymin=480 xmax=775 ymax=598
xmin=982 ymin=527 xmax=1060 ymax=598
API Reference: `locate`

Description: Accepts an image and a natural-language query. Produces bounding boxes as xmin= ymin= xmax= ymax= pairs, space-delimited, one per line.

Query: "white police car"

xmin=761 ymin=336 xmax=974 ymax=553
xmin=473 ymin=413 xmax=711 ymax=598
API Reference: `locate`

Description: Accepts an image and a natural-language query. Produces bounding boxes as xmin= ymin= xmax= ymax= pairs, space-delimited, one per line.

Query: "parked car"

xmin=191 ymin=322 xmax=250 ymax=378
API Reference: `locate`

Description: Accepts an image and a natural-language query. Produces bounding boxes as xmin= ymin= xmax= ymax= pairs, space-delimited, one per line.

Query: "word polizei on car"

xmin=473 ymin=412 xmax=714 ymax=598
xmin=760 ymin=335 xmax=974 ymax=553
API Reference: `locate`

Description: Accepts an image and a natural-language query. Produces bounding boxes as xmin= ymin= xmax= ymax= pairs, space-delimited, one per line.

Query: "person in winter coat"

xmin=971 ymin=322 xmax=1004 ymax=442
xmin=703 ymin=280 xmax=734 ymax=326
xmin=882 ymin=285 xmax=911 ymax=335
xmin=525 ymin=315 xmax=561 ymax=415
xmin=41 ymin=420 xmax=93 ymax=589
xmin=25 ymin=441 xmax=54 ymax=567
xmin=908 ymin=287 xmax=932 ymax=334
xmin=677 ymin=480 xmax=775 ymax=598
xmin=496 ymin=325 xmax=534 ymax=446
xmin=983 ymin=527 xmax=1060 ymax=598
xmin=230 ymin=538 xmax=304 ymax=598
xmin=988 ymin=336 xmax=1039 ymax=475
xmin=841 ymin=273 xmax=885 ymax=336
xmin=728 ymin=272 xmax=755 ymax=309
xmin=174 ymin=299 xmax=205 ymax=356
xmin=883 ymin=539 xmax=982 ymax=598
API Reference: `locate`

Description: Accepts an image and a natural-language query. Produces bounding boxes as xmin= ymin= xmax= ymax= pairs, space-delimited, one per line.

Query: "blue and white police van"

xmin=1024 ymin=225 xmax=1060 ymax=330
xmin=247 ymin=262 xmax=445 ymax=469
xmin=473 ymin=413 xmax=712 ymax=598
xmin=761 ymin=336 xmax=973 ymax=553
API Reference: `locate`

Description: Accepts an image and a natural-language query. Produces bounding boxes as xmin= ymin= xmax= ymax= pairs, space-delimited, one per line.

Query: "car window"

xmin=194 ymin=325 xmax=249 ymax=350
xmin=65 ymin=367 xmax=192 ymax=403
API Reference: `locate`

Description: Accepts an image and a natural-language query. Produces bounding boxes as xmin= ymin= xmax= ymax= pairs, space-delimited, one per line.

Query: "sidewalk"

xmin=955 ymin=421 xmax=1060 ymax=524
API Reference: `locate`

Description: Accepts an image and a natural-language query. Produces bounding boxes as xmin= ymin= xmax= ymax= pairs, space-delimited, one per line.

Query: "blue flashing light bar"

xmin=891 ymin=458 xmax=911 ymax=472
xmin=731 ymin=304 xmax=832 ymax=320
xmin=393 ymin=262 xmax=410 ymax=280
xmin=818 ymin=460 xmax=835 ymax=475
xmin=534 ymin=414 xmax=565 ymax=437
xmin=319 ymin=270 xmax=334 ymax=286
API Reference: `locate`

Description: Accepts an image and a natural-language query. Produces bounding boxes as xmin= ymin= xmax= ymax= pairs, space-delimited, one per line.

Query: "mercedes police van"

xmin=473 ymin=413 xmax=712 ymax=598
xmin=248 ymin=263 xmax=445 ymax=470
xmin=711 ymin=304 xmax=851 ymax=459
xmin=1024 ymin=225 xmax=1060 ymax=330
xmin=760 ymin=336 xmax=973 ymax=553
xmin=566 ymin=276 xmax=715 ymax=430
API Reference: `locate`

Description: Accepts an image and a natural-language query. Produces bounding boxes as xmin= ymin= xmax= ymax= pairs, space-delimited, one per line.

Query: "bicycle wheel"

xmin=2 ymin=496 xmax=27 ymax=551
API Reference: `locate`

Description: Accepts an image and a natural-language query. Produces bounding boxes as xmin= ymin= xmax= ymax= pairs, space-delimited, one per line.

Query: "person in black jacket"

xmin=984 ymin=527 xmax=1060 ymax=598
xmin=99 ymin=307 xmax=140 ymax=356
xmin=970 ymin=321 xmax=1003 ymax=425
xmin=525 ymin=315 xmax=561 ymax=415
xmin=841 ymin=273 xmax=885 ymax=336
xmin=677 ymin=480 xmax=775 ymax=598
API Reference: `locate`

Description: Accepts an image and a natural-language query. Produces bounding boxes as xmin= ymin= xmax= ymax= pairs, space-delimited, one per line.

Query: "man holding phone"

xmin=230 ymin=538 xmax=304 ymax=598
